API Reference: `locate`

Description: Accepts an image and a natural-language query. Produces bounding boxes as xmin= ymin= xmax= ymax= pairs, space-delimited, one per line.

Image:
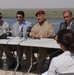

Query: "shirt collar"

xmin=20 ymin=21 xmax=25 ymax=27
xmin=70 ymin=20 xmax=73 ymax=25
xmin=63 ymin=51 xmax=74 ymax=56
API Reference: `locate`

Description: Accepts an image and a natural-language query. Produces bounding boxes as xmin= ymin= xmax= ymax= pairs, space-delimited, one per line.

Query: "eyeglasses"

xmin=16 ymin=16 xmax=22 ymax=19
xmin=64 ymin=16 xmax=69 ymax=19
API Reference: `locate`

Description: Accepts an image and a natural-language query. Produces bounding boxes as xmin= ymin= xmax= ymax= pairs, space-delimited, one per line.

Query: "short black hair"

xmin=16 ymin=11 xmax=25 ymax=17
xmin=0 ymin=12 xmax=2 ymax=16
xmin=57 ymin=29 xmax=74 ymax=53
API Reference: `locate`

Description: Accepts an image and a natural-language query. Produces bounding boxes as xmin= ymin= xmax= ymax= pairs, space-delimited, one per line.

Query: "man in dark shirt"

xmin=59 ymin=10 xmax=74 ymax=32
xmin=52 ymin=10 xmax=74 ymax=61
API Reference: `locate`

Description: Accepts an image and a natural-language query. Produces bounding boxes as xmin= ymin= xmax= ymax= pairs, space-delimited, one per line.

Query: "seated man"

xmin=55 ymin=10 xmax=74 ymax=39
xmin=4 ymin=11 xmax=32 ymax=69
xmin=0 ymin=12 xmax=10 ymax=67
xmin=23 ymin=10 xmax=55 ymax=73
xmin=50 ymin=10 xmax=74 ymax=61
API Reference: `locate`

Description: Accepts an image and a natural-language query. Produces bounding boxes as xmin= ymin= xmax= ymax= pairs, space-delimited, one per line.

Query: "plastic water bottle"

xmin=3 ymin=59 xmax=8 ymax=71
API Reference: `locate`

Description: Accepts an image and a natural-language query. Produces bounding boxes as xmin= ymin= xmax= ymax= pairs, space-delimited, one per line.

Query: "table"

xmin=20 ymin=38 xmax=60 ymax=48
xmin=0 ymin=37 xmax=60 ymax=75
xmin=0 ymin=37 xmax=25 ymax=75
xmin=20 ymin=38 xmax=60 ymax=75
xmin=0 ymin=37 xmax=24 ymax=45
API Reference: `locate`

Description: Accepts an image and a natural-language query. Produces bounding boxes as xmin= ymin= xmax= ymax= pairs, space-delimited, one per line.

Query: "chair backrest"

xmin=59 ymin=73 xmax=74 ymax=75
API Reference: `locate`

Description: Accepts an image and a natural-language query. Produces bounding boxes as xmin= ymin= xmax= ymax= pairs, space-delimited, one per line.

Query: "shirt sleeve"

xmin=47 ymin=23 xmax=55 ymax=38
xmin=4 ymin=22 xmax=10 ymax=31
xmin=29 ymin=24 xmax=37 ymax=36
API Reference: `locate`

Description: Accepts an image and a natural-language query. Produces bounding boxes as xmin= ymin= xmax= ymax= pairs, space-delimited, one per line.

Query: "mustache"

xmin=17 ymin=19 xmax=21 ymax=21
xmin=38 ymin=18 xmax=41 ymax=20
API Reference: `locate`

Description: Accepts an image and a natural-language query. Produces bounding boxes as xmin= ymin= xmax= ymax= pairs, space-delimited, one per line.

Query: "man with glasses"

xmin=55 ymin=10 xmax=74 ymax=40
xmin=12 ymin=11 xmax=32 ymax=37
xmin=55 ymin=10 xmax=74 ymax=41
xmin=4 ymin=11 xmax=32 ymax=69
xmin=59 ymin=10 xmax=74 ymax=31
xmin=0 ymin=12 xmax=10 ymax=67
xmin=54 ymin=10 xmax=74 ymax=62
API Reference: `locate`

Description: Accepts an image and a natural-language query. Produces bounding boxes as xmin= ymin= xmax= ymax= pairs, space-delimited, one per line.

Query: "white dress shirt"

xmin=42 ymin=51 xmax=74 ymax=75
xmin=0 ymin=21 xmax=9 ymax=35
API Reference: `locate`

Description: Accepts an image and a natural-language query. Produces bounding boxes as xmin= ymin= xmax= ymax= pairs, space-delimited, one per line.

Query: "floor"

xmin=0 ymin=53 xmax=50 ymax=75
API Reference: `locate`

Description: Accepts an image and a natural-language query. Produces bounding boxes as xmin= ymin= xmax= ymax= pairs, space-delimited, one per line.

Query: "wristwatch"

xmin=41 ymin=35 xmax=42 ymax=38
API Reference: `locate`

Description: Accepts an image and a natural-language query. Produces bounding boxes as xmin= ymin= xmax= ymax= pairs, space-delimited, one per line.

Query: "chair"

xmin=47 ymin=48 xmax=63 ymax=60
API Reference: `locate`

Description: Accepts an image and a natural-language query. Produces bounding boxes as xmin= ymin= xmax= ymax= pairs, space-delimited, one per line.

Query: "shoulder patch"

xmin=48 ymin=22 xmax=54 ymax=26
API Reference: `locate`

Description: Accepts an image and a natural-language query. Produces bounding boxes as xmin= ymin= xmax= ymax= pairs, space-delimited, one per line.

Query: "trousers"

xmin=4 ymin=45 xmax=23 ymax=67
xmin=0 ymin=45 xmax=3 ymax=60
xmin=23 ymin=46 xmax=47 ymax=72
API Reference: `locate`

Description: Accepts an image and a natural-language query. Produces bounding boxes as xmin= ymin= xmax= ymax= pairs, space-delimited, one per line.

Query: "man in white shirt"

xmin=42 ymin=29 xmax=74 ymax=75
xmin=0 ymin=12 xmax=10 ymax=67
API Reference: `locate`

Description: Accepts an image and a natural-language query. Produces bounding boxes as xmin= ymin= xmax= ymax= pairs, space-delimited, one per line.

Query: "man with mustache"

xmin=59 ymin=10 xmax=74 ymax=31
xmin=23 ymin=10 xmax=55 ymax=73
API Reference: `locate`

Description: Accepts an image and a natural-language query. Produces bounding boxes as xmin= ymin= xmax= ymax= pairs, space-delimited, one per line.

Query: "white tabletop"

xmin=0 ymin=37 xmax=12 ymax=44
xmin=8 ymin=37 xmax=24 ymax=45
xmin=0 ymin=37 xmax=60 ymax=49
xmin=0 ymin=37 xmax=24 ymax=45
xmin=20 ymin=38 xmax=60 ymax=49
